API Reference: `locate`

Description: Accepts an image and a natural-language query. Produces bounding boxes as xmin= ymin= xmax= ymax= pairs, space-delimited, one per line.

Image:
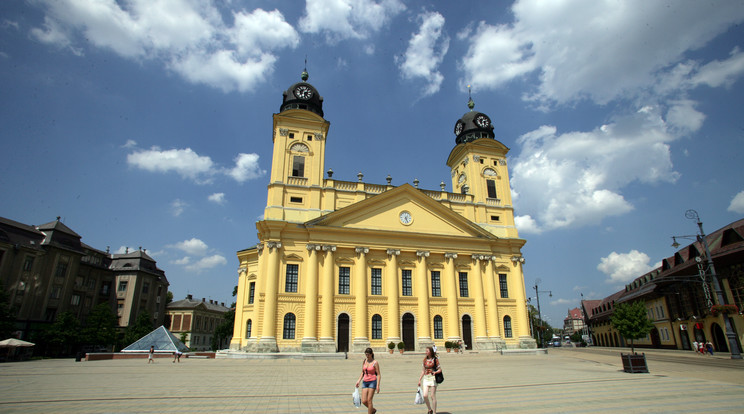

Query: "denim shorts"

xmin=362 ymin=380 xmax=377 ymax=389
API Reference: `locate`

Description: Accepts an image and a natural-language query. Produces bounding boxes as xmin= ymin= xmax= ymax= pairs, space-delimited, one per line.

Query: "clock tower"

xmin=264 ymin=70 xmax=331 ymax=222
xmin=446 ymin=97 xmax=518 ymax=238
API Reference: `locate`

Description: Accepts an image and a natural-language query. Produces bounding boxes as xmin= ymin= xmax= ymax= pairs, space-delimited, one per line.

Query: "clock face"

xmin=474 ymin=114 xmax=491 ymax=128
xmin=399 ymin=211 xmax=413 ymax=225
xmin=454 ymin=121 xmax=464 ymax=135
xmin=294 ymin=85 xmax=313 ymax=99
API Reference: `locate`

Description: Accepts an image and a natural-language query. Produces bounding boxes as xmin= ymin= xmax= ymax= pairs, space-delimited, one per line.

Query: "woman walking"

xmin=355 ymin=347 xmax=380 ymax=414
xmin=418 ymin=346 xmax=442 ymax=414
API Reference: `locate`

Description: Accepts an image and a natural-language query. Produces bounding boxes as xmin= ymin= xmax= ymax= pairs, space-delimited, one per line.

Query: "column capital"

xmin=321 ymin=245 xmax=337 ymax=252
xmin=237 ymin=266 xmax=248 ymax=275
xmin=386 ymin=248 xmax=401 ymax=256
xmin=266 ymin=241 xmax=282 ymax=251
xmin=355 ymin=246 xmax=369 ymax=254
xmin=416 ymin=250 xmax=430 ymax=257
xmin=256 ymin=243 xmax=264 ymax=252
xmin=444 ymin=252 xmax=458 ymax=260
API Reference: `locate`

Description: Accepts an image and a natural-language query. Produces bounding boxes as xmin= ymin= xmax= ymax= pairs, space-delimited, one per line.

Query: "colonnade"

xmin=245 ymin=242 xmax=530 ymax=352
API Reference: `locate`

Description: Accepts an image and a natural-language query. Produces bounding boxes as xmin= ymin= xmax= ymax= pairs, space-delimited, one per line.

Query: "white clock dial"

xmin=399 ymin=211 xmax=412 ymax=225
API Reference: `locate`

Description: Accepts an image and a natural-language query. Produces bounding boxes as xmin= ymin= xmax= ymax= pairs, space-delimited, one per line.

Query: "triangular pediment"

xmin=306 ymin=184 xmax=496 ymax=240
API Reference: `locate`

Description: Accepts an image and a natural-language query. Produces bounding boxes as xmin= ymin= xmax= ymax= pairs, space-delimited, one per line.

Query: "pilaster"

xmin=386 ymin=248 xmax=401 ymax=344
xmin=352 ymin=246 xmax=371 ymax=352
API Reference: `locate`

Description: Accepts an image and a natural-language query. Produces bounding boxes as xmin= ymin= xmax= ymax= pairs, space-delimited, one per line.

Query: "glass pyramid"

xmin=121 ymin=325 xmax=190 ymax=352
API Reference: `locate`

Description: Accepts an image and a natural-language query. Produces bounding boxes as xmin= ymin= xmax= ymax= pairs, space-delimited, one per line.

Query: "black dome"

xmin=280 ymin=72 xmax=324 ymax=117
xmin=453 ymin=109 xmax=494 ymax=145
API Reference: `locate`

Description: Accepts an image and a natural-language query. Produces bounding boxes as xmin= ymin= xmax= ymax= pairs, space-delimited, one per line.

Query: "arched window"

xmin=503 ymin=315 xmax=512 ymax=338
xmin=371 ymin=314 xmax=382 ymax=339
xmin=283 ymin=313 xmax=296 ymax=339
xmin=433 ymin=315 xmax=443 ymax=339
xmin=246 ymin=319 xmax=252 ymax=339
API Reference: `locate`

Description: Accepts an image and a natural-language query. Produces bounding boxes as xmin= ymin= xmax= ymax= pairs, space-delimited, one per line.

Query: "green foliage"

xmin=180 ymin=331 xmax=189 ymax=344
xmin=166 ymin=291 xmax=174 ymax=304
xmin=570 ymin=331 xmax=583 ymax=343
xmin=397 ymin=341 xmax=405 ymax=350
xmin=387 ymin=341 xmax=395 ymax=349
xmin=42 ymin=311 xmax=82 ymax=356
xmin=212 ymin=308 xmax=235 ymax=351
xmin=0 ymin=282 xmax=16 ymax=339
xmin=232 ymin=285 xmax=238 ymax=297
xmin=124 ymin=311 xmax=153 ymax=347
xmin=610 ymin=301 xmax=654 ymax=353
xmin=81 ymin=303 xmax=118 ymax=348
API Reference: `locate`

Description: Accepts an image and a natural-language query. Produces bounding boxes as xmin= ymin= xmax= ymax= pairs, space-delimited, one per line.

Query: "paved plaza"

xmin=0 ymin=347 xmax=742 ymax=413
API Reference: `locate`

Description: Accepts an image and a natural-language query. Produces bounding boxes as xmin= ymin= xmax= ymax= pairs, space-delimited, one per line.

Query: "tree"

xmin=166 ymin=291 xmax=174 ymax=304
xmin=42 ymin=311 xmax=81 ymax=356
xmin=0 ymin=282 xmax=16 ymax=339
xmin=570 ymin=331 xmax=583 ymax=343
xmin=610 ymin=301 xmax=654 ymax=354
xmin=123 ymin=311 xmax=153 ymax=347
xmin=82 ymin=303 xmax=118 ymax=349
xmin=212 ymin=308 xmax=235 ymax=351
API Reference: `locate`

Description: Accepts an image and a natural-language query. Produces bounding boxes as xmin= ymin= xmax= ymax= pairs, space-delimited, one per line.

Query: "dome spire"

xmin=467 ymin=84 xmax=474 ymax=111
xmin=301 ymin=56 xmax=309 ymax=81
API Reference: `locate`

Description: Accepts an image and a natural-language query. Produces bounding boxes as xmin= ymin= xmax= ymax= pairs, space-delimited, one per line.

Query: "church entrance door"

xmin=462 ymin=315 xmax=473 ymax=351
xmin=402 ymin=313 xmax=415 ymax=351
xmin=337 ymin=314 xmax=349 ymax=352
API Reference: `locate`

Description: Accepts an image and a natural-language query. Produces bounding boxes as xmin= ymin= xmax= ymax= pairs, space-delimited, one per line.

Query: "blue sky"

xmin=2 ymin=0 xmax=743 ymax=328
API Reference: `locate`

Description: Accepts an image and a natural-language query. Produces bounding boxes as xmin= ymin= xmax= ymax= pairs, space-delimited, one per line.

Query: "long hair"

xmin=423 ymin=346 xmax=435 ymax=363
xmin=364 ymin=347 xmax=374 ymax=360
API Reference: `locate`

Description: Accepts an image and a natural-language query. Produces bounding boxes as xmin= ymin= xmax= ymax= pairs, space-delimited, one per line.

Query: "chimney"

xmin=221 ymin=302 xmax=225 ymax=307
xmin=209 ymin=299 xmax=213 ymax=304
xmin=202 ymin=298 xmax=205 ymax=302
xmin=187 ymin=294 xmax=193 ymax=300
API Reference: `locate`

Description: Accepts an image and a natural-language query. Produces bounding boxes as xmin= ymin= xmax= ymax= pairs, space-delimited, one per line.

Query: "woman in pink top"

xmin=355 ymin=347 xmax=380 ymax=414
xmin=418 ymin=346 xmax=441 ymax=414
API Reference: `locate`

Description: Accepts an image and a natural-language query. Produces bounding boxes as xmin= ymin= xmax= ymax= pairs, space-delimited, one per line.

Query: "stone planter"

xmin=621 ymin=353 xmax=648 ymax=373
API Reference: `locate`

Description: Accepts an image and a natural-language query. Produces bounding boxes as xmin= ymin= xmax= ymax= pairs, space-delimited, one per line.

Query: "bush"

xmin=444 ymin=341 xmax=452 ymax=349
xmin=397 ymin=341 xmax=405 ymax=350
xmin=388 ymin=341 xmax=395 ymax=350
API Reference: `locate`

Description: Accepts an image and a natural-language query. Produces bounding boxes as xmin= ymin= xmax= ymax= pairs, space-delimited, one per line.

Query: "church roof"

xmin=121 ymin=325 xmax=189 ymax=353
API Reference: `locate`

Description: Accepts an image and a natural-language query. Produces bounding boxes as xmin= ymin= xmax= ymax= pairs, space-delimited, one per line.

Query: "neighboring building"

xmin=586 ymin=218 xmax=744 ymax=353
xmin=0 ymin=216 xmax=168 ymax=340
xmin=166 ymin=295 xmax=230 ymax=351
xmin=230 ymin=71 xmax=534 ymax=353
xmin=112 ymin=249 xmax=169 ymax=328
xmin=563 ymin=307 xmax=585 ymax=337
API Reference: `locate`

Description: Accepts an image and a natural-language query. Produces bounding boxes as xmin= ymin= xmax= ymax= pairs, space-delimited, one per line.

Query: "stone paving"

xmin=0 ymin=347 xmax=742 ymax=413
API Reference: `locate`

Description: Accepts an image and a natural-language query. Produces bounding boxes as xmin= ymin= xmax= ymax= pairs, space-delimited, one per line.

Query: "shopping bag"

xmin=414 ymin=387 xmax=424 ymax=405
xmin=353 ymin=387 xmax=361 ymax=408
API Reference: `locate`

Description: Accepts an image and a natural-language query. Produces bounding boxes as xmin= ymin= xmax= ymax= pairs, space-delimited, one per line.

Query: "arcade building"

xmin=230 ymin=71 xmax=535 ymax=353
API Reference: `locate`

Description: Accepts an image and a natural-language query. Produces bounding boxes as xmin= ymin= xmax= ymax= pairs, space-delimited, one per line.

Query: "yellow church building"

xmin=230 ymin=71 xmax=535 ymax=353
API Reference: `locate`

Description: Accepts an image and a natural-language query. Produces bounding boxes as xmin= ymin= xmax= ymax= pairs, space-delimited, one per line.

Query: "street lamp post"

xmin=533 ymin=278 xmax=552 ymax=348
xmin=673 ymin=210 xmax=742 ymax=360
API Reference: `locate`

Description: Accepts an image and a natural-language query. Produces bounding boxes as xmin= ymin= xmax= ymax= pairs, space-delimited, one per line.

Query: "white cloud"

xmin=169 ymin=238 xmax=209 ymax=256
xmin=172 ymin=256 xmax=190 ymax=265
xmin=665 ymin=100 xmax=706 ymax=134
xmin=691 ymin=47 xmax=744 ymax=88
xmin=208 ymin=192 xmax=226 ymax=204
xmin=227 ymin=153 xmax=266 ymax=183
xmin=598 ymin=250 xmax=655 ymax=284
xmin=121 ymin=139 xmax=137 ymax=149
xmin=461 ymin=0 xmax=744 ymax=105
xmin=185 ymin=254 xmax=227 ymax=272
xmin=396 ymin=11 xmax=449 ymax=96
xmin=127 ymin=147 xmax=214 ymax=183
xmin=30 ymin=1 xmax=299 ymax=93
xmin=171 ymin=199 xmax=188 ymax=217
xmin=728 ymin=190 xmax=744 ymax=213
xmin=551 ymin=298 xmax=574 ymax=306
xmin=511 ymin=107 xmax=680 ymax=231
xmin=299 ymin=0 xmax=405 ymax=42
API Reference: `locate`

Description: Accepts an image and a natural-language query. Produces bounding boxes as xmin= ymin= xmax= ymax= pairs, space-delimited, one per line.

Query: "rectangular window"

xmin=486 ymin=179 xmax=497 ymax=198
xmin=499 ymin=274 xmax=508 ymax=298
xmin=54 ymin=258 xmax=69 ymax=278
xmin=434 ymin=316 xmax=443 ymax=339
xmin=71 ymin=294 xmax=81 ymax=306
xmin=142 ymin=282 xmax=150 ymax=294
xmin=401 ymin=269 xmax=412 ymax=296
xmin=459 ymin=272 xmax=469 ymax=297
xmin=371 ymin=268 xmax=382 ymax=295
xmin=339 ymin=267 xmax=350 ymax=294
xmin=292 ymin=156 xmax=305 ymax=177
xmin=248 ymin=282 xmax=255 ymax=304
xmin=101 ymin=282 xmax=111 ymax=296
xmin=290 ymin=196 xmax=303 ymax=203
xmin=285 ymin=264 xmax=298 ymax=293
xmin=431 ymin=271 xmax=441 ymax=297
xmin=50 ymin=285 xmax=61 ymax=299
xmin=118 ymin=281 xmax=128 ymax=292
xmin=371 ymin=315 xmax=382 ymax=339
xmin=23 ymin=256 xmax=34 ymax=271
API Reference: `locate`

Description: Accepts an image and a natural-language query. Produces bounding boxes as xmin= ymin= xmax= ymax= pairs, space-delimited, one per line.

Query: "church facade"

xmin=230 ymin=72 xmax=535 ymax=353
